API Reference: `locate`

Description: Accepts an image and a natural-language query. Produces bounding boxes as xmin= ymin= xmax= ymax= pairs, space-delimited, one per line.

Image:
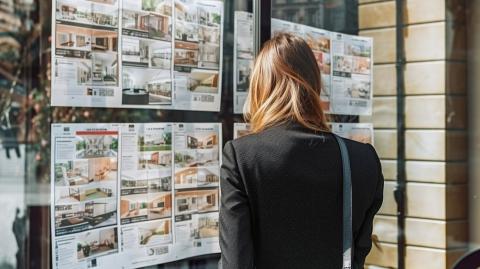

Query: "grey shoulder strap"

xmin=333 ymin=134 xmax=353 ymax=269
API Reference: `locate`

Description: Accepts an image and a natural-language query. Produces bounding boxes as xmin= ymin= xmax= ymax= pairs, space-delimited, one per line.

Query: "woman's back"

xmin=220 ymin=33 xmax=383 ymax=269
xmin=220 ymin=122 xmax=383 ymax=269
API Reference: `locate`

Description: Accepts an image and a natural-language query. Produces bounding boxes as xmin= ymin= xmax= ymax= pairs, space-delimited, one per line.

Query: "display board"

xmin=233 ymin=122 xmax=373 ymax=144
xmin=233 ymin=14 xmax=373 ymax=115
xmin=51 ymin=0 xmax=224 ymax=111
xmin=51 ymin=123 xmax=221 ymax=269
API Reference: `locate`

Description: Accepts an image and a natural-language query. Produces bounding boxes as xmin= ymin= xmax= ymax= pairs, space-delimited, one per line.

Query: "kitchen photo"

xmin=122 ymin=67 xmax=172 ymax=105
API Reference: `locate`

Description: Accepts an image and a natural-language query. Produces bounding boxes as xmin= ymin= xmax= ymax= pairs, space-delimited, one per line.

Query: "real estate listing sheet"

xmin=271 ymin=18 xmax=333 ymax=113
xmin=233 ymin=122 xmax=251 ymax=139
xmin=270 ymin=17 xmax=373 ymax=115
xmin=51 ymin=124 xmax=121 ymax=269
xmin=51 ymin=0 xmax=223 ymax=112
xmin=329 ymin=122 xmax=374 ymax=144
xmin=331 ymin=33 xmax=373 ymax=115
xmin=51 ymin=122 xmax=221 ymax=269
xmin=233 ymin=11 xmax=254 ymax=114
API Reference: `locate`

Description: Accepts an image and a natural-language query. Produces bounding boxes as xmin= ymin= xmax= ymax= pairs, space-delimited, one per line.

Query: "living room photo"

xmin=55 ymin=181 xmax=116 ymax=204
xmin=54 ymin=157 xmax=117 ymax=186
xmin=186 ymin=69 xmax=219 ymax=93
xmin=138 ymin=151 xmax=172 ymax=170
xmin=174 ymin=188 xmax=218 ymax=216
xmin=120 ymin=191 xmax=172 ymax=222
xmin=174 ymin=148 xmax=218 ymax=168
xmin=174 ymin=166 xmax=219 ymax=189
xmin=75 ymin=134 xmax=118 ymax=159
xmin=185 ymin=132 xmax=217 ymax=149
xmin=76 ymin=227 xmax=118 ymax=260
xmin=54 ymin=198 xmax=117 ymax=235
xmin=137 ymin=219 xmax=172 ymax=246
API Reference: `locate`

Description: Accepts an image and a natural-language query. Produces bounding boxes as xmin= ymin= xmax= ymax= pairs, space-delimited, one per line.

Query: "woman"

xmin=220 ymin=33 xmax=384 ymax=269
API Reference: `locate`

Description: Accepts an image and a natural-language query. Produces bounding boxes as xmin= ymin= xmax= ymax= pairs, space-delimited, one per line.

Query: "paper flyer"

xmin=329 ymin=122 xmax=374 ymax=144
xmin=51 ymin=124 xmax=121 ymax=269
xmin=233 ymin=122 xmax=251 ymax=139
xmin=233 ymin=11 xmax=254 ymax=114
xmin=331 ymin=33 xmax=373 ymax=115
xmin=51 ymin=0 xmax=224 ymax=112
xmin=51 ymin=122 xmax=221 ymax=269
xmin=270 ymin=17 xmax=373 ymax=115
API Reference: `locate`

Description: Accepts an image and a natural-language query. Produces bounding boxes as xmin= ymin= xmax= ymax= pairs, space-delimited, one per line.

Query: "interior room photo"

xmin=185 ymin=132 xmax=217 ymax=149
xmin=122 ymin=37 xmax=149 ymax=66
xmin=352 ymin=56 xmax=371 ymax=75
xmin=148 ymin=192 xmax=172 ymax=219
xmin=56 ymin=24 xmax=92 ymax=52
xmin=76 ymin=228 xmax=118 ymax=260
xmin=197 ymin=214 xmax=219 ymax=239
xmin=148 ymin=176 xmax=172 ymax=192
xmin=54 ymin=157 xmax=117 ymax=186
xmin=175 ymin=41 xmax=199 ymax=66
xmin=174 ymin=167 xmax=197 ymax=187
xmin=148 ymin=13 xmax=171 ymax=41
xmin=142 ymin=0 xmax=172 ymax=17
xmin=56 ymin=0 xmax=118 ymax=28
xmin=56 ymin=183 xmax=115 ymax=203
xmin=76 ymin=60 xmax=93 ymax=84
xmin=92 ymin=53 xmax=118 ymax=85
xmin=138 ymin=219 xmax=172 ymax=245
xmin=122 ymin=67 xmax=172 ymax=105
xmin=174 ymin=189 xmax=218 ymax=215
xmin=174 ymin=0 xmax=197 ymax=23
xmin=75 ymin=135 xmax=118 ymax=159
xmin=122 ymin=9 xmax=149 ymax=33
xmin=198 ymin=42 xmax=220 ymax=68
xmin=91 ymin=29 xmax=117 ymax=53
xmin=236 ymin=58 xmax=252 ymax=92
xmin=175 ymin=166 xmax=219 ymax=188
xmin=199 ymin=26 xmax=220 ymax=45
xmin=146 ymin=77 xmax=173 ymax=104
xmin=121 ymin=178 xmax=149 ymax=193
xmin=333 ymin=55 xmax=352 ymax=74
xmin=120 ymin=194 xmax=149 ymax=220
xmin=138 ymin=151 xmax=172 ymax=170
xmin=197 ymin=6 xmax=220 ymax=27
xmin=195 ymin=167 xmax=219 ymax=187
xmin=150 ymin=41 xmax=172 ymax=69
xmin=175 ymin=20 xmax=199 ymax=42
xmin=186 ymin=70 xmax=219 ymax=93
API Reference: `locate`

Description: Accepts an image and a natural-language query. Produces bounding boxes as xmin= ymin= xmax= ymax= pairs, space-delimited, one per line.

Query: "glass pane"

xmin=0 ymin=0 xmax=252 ymax=268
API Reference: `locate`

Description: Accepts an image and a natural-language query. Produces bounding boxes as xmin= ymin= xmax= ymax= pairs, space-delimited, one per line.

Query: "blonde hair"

xmin=244 ymin=33 xmax=330 ymax=133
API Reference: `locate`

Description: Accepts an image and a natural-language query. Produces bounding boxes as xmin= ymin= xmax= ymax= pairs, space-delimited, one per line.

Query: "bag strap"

xmin=333 ymin=134 xmax=353 ymax=269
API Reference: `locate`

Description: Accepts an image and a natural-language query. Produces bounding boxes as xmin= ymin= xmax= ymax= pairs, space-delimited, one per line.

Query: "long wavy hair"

xmin=244 ymin=33 xmax=330 ymax=133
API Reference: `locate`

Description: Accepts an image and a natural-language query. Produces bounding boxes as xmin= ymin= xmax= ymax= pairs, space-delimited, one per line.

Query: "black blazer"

xmin=220 ymin=122 xmax=384 ymax=269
